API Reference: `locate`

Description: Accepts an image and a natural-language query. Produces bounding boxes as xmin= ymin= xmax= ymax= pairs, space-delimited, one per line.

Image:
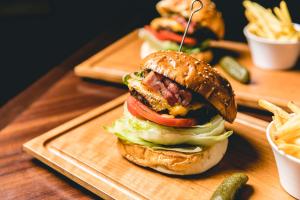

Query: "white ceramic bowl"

xmin=266 ymin=121 xmax=300 ymax=199
xmin=244 ymin=25 xmax=300 ymax=70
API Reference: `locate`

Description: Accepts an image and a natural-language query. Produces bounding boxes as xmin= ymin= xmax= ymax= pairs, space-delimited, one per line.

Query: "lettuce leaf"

xmin=106 ymin=104 xmax=232 ymax=147
xmin=106 ymin=123 xmax=204 ymax=153
xmin=122 ymin=71 xmax=145 ymax=86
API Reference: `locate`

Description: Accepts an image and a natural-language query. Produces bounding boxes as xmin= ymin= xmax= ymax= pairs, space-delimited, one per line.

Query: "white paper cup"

xmin=244 ymin=25 xmax=300 ymax=70
xmin=266 ymin=121 xmax=300 ymax=199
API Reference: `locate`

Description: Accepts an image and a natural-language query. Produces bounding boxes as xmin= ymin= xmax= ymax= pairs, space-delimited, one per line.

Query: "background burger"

xmin=139 ymin=0 xmax=225 ymax=62
xmin=107 ymin=51 xmax=236 ymax=175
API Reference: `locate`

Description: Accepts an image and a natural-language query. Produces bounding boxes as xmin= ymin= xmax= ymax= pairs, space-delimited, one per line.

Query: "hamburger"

xmin=138 ymin=0 xmax=225 ymax=62
xmin=107 ymin=51 xmax=236 ymax=175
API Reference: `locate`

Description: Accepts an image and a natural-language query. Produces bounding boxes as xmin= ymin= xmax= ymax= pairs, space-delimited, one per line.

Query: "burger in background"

xmin=139 ymin=0 xmax=225 ymax=62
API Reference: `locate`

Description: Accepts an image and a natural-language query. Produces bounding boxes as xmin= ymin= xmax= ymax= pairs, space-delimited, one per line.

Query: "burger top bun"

xmin=156 ymin=0 xmax=225 ymax=39
xmin=141 ymin=51 xmax=237 ymax=122
xmin=140 ymin=41 xmax=213 ymax=63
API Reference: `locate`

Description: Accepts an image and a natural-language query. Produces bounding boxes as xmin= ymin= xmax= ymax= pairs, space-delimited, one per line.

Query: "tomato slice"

xmin=126 ymin=95 xmax=198 ymax=127
xmin=145 ymin=26 xmax=197 ymax=46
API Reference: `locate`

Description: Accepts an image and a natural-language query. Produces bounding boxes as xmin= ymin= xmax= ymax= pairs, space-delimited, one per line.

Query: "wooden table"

xmin=0 ymin=34 xmax=272 ymax=199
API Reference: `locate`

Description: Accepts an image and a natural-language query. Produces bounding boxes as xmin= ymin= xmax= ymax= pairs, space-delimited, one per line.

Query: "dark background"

xmin=1 ymin=0 xmax=299 ymax=106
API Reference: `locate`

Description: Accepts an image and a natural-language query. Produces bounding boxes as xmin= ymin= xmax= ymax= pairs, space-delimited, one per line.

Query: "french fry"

xmin=254 ymin=4 xmax=277 ymax=38
xmin=273 ymin=110 xmax=283 ymax=129
xmin=288 ymin=101 xmax=300 ymax=114
xmin=293 ymin=137 xmax=300 ymax=146
xmin=243 ymin=1 xmax=299 ymax=42
xmin=244 ymin=10 xmax=254 ymax=22
xmin=278 ymin=143 xmax=300 ymax=155
xmin=280 ymin=1 xmax=292 ymax=25
xmin=281 ymin=130 xmax=300 ymax=141
xmin=274 ymin=138 xmax=287 ymax=146
xmin=259 ymin=99 xmax=300 ymax=159
xmin=294 ymin=153 xmax=300 ymax=159
xmin=258 ymin=99 xmax=290 ymax=120
xmin=274 ymin=7 xmax=285 ymax=26
xmin=248 ymin=23 xmax=265 ymax=37
xmin=276 ymin=114 xmax=300 ymax=137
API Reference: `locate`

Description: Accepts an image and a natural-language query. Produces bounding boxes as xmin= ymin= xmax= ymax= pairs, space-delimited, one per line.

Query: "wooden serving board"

xmin=74 ymin=30 xmax=300 ymax=110
xmin=23 ymin=93 xmax=294 ymax=199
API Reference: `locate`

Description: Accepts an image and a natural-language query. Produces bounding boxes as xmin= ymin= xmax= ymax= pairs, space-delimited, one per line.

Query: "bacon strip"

xmin=142 ymin=71 xmax=192 ymax=106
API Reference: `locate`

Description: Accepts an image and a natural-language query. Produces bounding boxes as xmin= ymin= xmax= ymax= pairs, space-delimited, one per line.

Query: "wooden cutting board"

xmin=74 ymin=30 xmax=300 ymax=110
xmin=23 ymin=93 xmax=294 ymax=200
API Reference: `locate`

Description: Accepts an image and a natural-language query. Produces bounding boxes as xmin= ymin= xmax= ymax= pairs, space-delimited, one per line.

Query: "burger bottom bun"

xmin=117 ymin=139 xmax=228 ymax=175
xmin=140 ymin=41 xmax=213 ymax=63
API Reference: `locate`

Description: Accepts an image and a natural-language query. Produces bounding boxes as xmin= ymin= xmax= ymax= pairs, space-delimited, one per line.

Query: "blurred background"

xmin=1 ymin=0 xmax=299 ymax=106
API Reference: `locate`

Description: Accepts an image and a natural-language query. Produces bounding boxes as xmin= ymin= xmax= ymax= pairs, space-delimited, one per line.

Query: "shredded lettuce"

xmin=111 ymin=129 xmax=204 ymax=153
xmin=106 ymin=104 xmax=232 ymax=149
xmin=106 ymin=122 xmax=204 ymax=153
xmin=138 ymin=28 xmax=209 ymax=53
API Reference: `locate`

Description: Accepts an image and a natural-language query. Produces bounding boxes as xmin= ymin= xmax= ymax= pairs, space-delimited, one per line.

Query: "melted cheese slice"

xmin=128 ymin=78 xmax=204 ymax=117
xmin=169 ymin=103 xmax=203 ymax=116
xmin=150 ymin=17 xmax=185 ymax=32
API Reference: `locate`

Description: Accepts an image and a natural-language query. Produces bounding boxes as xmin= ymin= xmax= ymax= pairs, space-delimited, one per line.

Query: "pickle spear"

xmin=210 ymin=173 xmax=249 ymax=200
xmin=219 ymin=56 xmax=250 ymax=84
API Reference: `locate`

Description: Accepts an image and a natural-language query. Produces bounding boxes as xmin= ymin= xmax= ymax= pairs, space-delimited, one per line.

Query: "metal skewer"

xmin=178 ymin=0 xmax=204 ymax=52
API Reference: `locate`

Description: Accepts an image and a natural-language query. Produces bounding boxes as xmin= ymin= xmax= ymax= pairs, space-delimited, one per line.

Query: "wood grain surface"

xmin=0 ymin=32 xmax=130 ymax=199
xmin=0 ymin=33 xmax=273 ymax=199
xmin=74 ymin=30 xmax=300 ymax=110
xmin=0 ymin=71 xmax=127 ymax=199
xmin=23 ymin=94 xmax=293 ymax=200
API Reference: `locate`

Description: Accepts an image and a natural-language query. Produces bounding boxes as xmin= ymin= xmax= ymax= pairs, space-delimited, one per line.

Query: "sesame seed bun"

xmin=141 ymin=50 xmax=237 ymax=122
xmin=140 ymin=41 xmax=213 ymax=63
xmin=117 ymin=139 xmax=228 ymax=175
xmin=156 ymin=0 xmax=225 ymax=39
